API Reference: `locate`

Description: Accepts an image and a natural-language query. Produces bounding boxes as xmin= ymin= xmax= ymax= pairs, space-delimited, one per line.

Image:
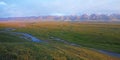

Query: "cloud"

xmin=0 ymin=3 xmax=26 ymax=17
xmin=0 ymin=0 xmax=120 ymax=17
xmin=0 ymin=1 xmax=7 ymax=6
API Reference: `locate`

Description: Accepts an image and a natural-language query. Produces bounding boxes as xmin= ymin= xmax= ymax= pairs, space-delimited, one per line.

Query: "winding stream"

xmin=12 ymin=32 xmax=42 ymax=42
xmin=3 ymin=28 xmax=42 ymax=42
xmin=98 ymin=50 xmax=120 ymax=58
xmin=1 ymin=28 xmax=120 ymax=58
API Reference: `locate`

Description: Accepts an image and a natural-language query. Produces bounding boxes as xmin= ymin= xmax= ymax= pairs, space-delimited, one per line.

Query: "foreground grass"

xmin=0 ymin=42 xmax=119 ymax=60
xmin=0 ymin=22 xmax=120 ymax=60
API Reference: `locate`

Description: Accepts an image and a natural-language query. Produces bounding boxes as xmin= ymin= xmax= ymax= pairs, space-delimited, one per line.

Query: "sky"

xmin=0 ymin=0 xmax=120 ymax=17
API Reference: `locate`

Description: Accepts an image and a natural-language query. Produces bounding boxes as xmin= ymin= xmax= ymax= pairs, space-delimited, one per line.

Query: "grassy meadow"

xmin=0 ymin=21 xmax=120 ymax=60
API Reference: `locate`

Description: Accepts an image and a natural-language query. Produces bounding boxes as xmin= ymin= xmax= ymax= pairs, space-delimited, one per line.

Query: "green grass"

xmin=0 ymin=42 xmax=119 ymax=60
xmin=0 ymin=22 xmax=120 ymax=60
xmin=14 ymin=22 xmax=120 ymax=53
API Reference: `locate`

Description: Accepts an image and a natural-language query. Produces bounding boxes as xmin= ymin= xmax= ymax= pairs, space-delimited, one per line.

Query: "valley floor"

xmin=0 ymin=22 xmax=120 ymax=60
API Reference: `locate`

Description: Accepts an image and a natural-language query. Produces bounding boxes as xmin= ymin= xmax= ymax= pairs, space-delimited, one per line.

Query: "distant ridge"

xmin=0 ymin=14 xmax=120 ymax=22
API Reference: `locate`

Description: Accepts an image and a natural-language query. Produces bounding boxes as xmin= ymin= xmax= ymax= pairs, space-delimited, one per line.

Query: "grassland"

xmin=0 ymin=21 xmax=120 ymax=60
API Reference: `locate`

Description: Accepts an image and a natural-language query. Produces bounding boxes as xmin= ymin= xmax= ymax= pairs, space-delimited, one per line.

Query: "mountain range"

xmin=0 ymin=14 xmax=120 ymax=22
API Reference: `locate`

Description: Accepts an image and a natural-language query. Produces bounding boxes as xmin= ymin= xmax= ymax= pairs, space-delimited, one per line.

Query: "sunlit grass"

xmin=0 ymin=42 xmax=119 ymax=60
